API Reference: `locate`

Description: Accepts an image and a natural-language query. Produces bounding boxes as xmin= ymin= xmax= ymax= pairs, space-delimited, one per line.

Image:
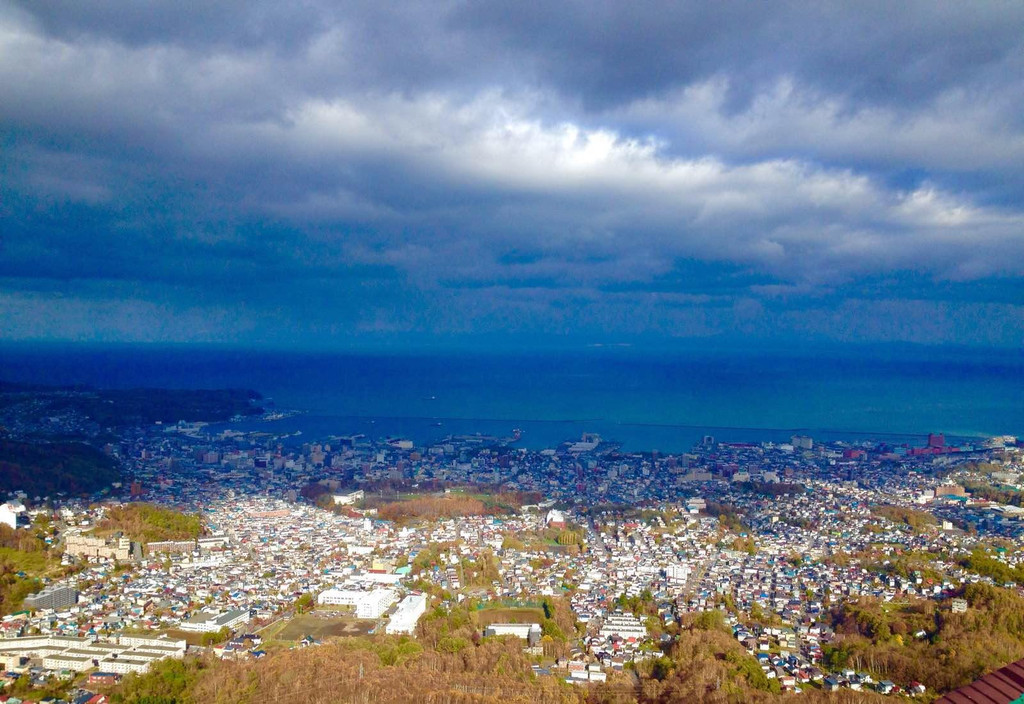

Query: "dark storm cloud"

xmin=21 ymin=1 xmax=1022 ymax=110
xmin=15 ymin=1 xmax=325 ymax=51
xmin=453 ymin=1 xmax=1024 ymax=110
xmin=1 ymin=1 xmax=1023 ymax=345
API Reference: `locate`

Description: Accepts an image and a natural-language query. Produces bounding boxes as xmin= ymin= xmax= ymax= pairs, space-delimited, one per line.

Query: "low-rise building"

xmin=180 ymin=608 xmax=251 ymax=633
xmin=485 ymin=622 xmax=542 ymax=646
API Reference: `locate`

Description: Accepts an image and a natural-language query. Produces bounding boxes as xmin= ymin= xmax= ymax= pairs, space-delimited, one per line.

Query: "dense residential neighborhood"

xmin=2 ymin=400 xmax=1024 ymax=701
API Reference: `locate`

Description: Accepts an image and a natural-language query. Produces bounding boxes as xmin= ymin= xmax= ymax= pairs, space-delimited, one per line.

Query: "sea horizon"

xmin=1 ymin=341 xmax=1020 ymax=452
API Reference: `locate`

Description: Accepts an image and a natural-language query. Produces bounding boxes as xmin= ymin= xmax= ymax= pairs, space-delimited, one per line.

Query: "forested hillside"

xmin=826 ymin=583 xmax=1024 ymax=693
xmin=96 ymin=503 xmax=203 ymax=543
xmin=111 ymin=601 xmax=896 ymax=704
xmin=0 ymin=520 xmax=66 ymax=615
xmin=0 ymin=438 xmax=120 ymax=496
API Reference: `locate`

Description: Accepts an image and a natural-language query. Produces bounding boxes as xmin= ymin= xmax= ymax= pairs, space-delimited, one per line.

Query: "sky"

xmin=1 ymin=1 xmax=1023 ymax=349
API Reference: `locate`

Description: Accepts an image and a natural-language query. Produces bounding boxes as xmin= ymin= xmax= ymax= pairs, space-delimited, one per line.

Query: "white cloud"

xmin=240 ymin=92 xmax=1024 ymax=286
xmin=617 ymin=76 xmax=1024 ymax=172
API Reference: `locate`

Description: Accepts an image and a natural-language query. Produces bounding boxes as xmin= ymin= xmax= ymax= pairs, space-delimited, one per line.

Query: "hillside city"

xmin=2 ymin=400 xmax=1024 ymax=703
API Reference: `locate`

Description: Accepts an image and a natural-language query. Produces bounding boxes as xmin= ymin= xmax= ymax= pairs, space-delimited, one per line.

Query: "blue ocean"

xmin=0 ymin=343 xmax=1021 ymax=452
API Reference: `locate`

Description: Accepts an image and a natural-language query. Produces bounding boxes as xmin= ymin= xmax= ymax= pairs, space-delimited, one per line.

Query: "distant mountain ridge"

xmin=0 ymin=381 xmax=263 ymax=428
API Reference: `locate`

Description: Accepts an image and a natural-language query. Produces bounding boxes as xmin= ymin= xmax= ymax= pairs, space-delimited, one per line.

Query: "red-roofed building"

xmin=936 ymin=656 xmax=1024 ymax=703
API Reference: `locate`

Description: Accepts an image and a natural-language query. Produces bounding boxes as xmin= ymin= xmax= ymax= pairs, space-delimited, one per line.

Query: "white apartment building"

xmin=332 ymin=490 xmax=365 ymax=505
xmin=385 ymin=593 xmax=427 ymax=634
xmin=0 ymin=501 xmax=26 ymax=530
xmin=0 ymin=635 xmax=182 ymax=675
xmin=317 ymin=588 xmax=396 ymax=618
xmin=115 ymin=633 xmax=187 ymax=654
xmin=598 ymin=614 xmax=648 ymax=641
xmin=99 ymin=654 xmax=155 ymax=674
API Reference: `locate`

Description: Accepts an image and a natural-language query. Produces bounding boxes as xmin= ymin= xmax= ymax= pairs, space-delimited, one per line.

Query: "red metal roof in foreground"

xmin=937 ymin=658 xmax=1024 ymax=704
